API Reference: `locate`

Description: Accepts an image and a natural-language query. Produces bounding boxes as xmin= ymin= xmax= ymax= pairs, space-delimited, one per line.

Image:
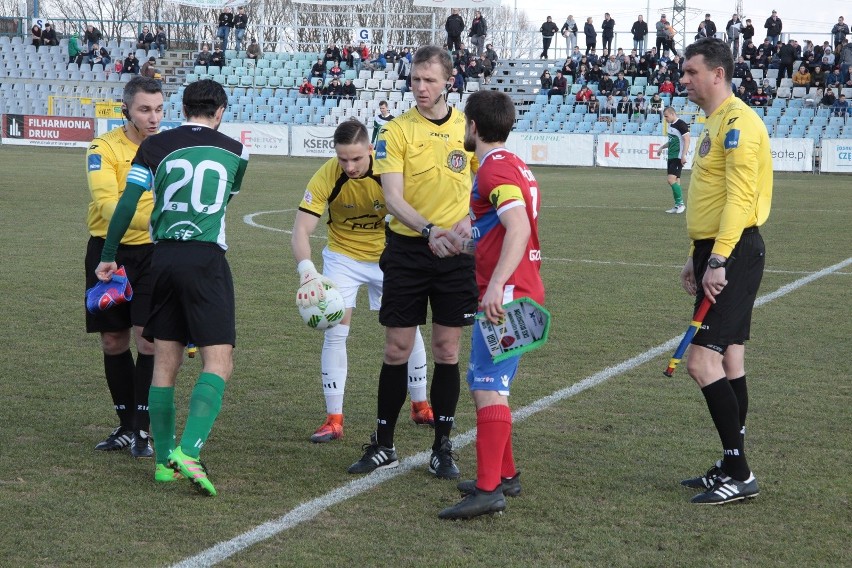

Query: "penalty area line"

xmin=172 ymin=256 xmax=852 ymax=568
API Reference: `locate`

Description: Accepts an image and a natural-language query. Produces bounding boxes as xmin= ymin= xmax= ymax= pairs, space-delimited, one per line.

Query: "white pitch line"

xmin=542 ymin=257 xmax=851 ymax=276
xmin=173 ymin=255 xmax=852 ymax=568
xmin=242 ymin=209 xmax=326 ymax=239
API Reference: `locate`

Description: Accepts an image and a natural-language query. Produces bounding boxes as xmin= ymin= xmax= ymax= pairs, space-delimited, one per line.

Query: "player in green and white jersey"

xmin=657 ymin=106 xmax=691 ymax=214
xmin=96 ymin=80 xmax=249 ymax=496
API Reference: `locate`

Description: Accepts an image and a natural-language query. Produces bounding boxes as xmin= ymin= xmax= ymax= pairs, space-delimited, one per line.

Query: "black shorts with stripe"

xmin=143 ymin=241 xmax=236 ymax=347
xmin=85 ymin=236 xmax=154 ymax=333
xmin=379 ymin=231 xmax=478 ymax=328
xmin=691 ymin=227 xmax=765 ymax=351
xmin=667 ymin=158 xmax=683 ymax=177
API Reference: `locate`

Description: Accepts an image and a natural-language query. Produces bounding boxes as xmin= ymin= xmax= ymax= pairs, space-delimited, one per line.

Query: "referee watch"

xmin=421 ymin=223 xmax=434 ymax=239
xmin=707 ymin=257 xmax=727 ymax=269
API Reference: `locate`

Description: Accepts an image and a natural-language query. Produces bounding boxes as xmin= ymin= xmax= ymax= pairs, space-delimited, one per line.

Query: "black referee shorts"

xmin=143 ymin=241 xmax=236 ymax=347
xmin=85 ymin=236 xmax=154 ymax=333
xmin=379 ymin=232 xmax=478 ymax=328
xmin=691 ymin=227 xmax=765 ymax=352
xmin=667 ymin=158 xmax=683 ymax=177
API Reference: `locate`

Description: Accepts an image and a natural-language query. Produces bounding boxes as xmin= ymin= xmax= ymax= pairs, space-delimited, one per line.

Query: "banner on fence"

xmin=768 ymin=137 xmax=813 ymax=172
xmin=817 ymin=139 xmax=852 ymax=173
xmin=219 ymin=123 xmax=290 ymax=156
xmin=595 ymin=134 xmax=672 ymax=169
xmin=506 ymin=132 xmax=595 ymax=166
xmin=290 ymin=125 xmax=337 ymax=158
xmin=1 ymin=114 xmax=94 ymax=148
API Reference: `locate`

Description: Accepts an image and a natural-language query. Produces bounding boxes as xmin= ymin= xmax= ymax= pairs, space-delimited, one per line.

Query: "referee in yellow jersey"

xmin=85 ymin=77 xmax=164 ymax=457
xmin=348 ymin=45 xmax=478 ymax=479
xmin=678 ymin=38 xmax=772 ymax=505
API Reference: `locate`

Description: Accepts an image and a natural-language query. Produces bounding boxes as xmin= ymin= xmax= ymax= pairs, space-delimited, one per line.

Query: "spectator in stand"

xmin=299 ymin=78 xmax=315 ymax=96
xmin=152 ymin=26 xmax=167 ymax=59
xmin=478 ymin=53 xmax=493 ymax=84
xmin=587 ymin=93 xmax=601 ymax=114
xmin=140 ymin=57 xmax=159 ymax=80
xmin=839 ymin=40 xmax=852 ymax=85
xmin=210 ymin=44 xmax=224 ymax=69
xmin=341 ymin=78 xmax=357 ymax=100
xmin=384 ymin=46 xmax=399 ymax=66
xmin=31 ymin=23 xmax=42 ymax=48
xmin=311 ymin=58 xmax=326 ymax=79
xmin=633 ymin=92 xmax=648 ymax=115
xmin=588 ymin=62 xmax=602 ymax=83
xmin=562 ymin=16 xmax=579 ymax=54
xmin=601 ymin=13 xmax=615 ymax=55
xmin=660 ymin=77 xmax=676 ymax=94
xmin=733 ymin=56 xmax=751 ymax=78
xmin=465 ymin=56 xmax=483 ymax=80
xmin=632 ymin=15 xmax=648 ymax=54
xmin=826 ymin=67 xmax=843 ymax=88
xmin=446 ymin=8 xmax=465 ymax=52
xmin=764 ymin=11 xmax=782 ymax=46
xmin=649 ymin=92 xmax=664 ymax=114
xmin=85 ymin=24 xmax=103 ymax=52
xmin=194 ymin=44 xmax=212 ymax=68
xmin=137 ymin=26 xmax=154 ymax=52
xmin=574 ymin=64 xmax=588 ymax=85
xmin=324 ymin=43 xmax=342 ymax=66
xmin=598 ymin=72 xmax=614 ymax=96
xmin=741 ymin=73 xmax=758 ymax=96
xmin=124 ymin=52 xmax=140 ymax=75
xmin=68 ymin=31 xmax=84 ymax=66
xmin=324 ymin=77 xmax=343 ymax=101
xmin=604 ymin=54 xmax=621 ymax=75
xmin=42 ymin=23 xmax=58 ymax=46
xmin=328 ymin=59 xmax=342 ymax=78
xmin=396 ymin=53 xmax=412 ymax=82
xmin=217 ymin=7 xmax=234 ymax=51
xmin=246 ymin=38 xmax=261 ymax=62
xmin=613 ymin=71 xmax=629 ymax=95
xmin=234 ymin=6 xmax=248 ymax=52
xmin=485 ymin=43 xmax=498 ymax=68
xmin=601 ymin=93 xmax=618 ymax=119
xmin=735 ymin=85 xmax=750 ymax=103
xmin=811 ymin=65 xmax=826 ymax=88
xmin=696 ymin=22 xmax=712 ymax=41
xmin=623 ymin=54 xmax=638 ymax=77
xmin=540 ymin=16 xmax=560 ymax=59
xmin=468 ymin=10 xmax=487 ymax=56
xmin=777 ymin=40 xmax=797 ymax=85
xmin=448 ymin=67 xmax=465 ymax=93
xmin=548 ymin=69 xmax=568 ymax=100
xmin=741 ymin=40 xmax=757 ymax=65
xmin=617 ymin=93 xmax=633 ymax=117
xmin=726 ymin=14 xmax=743 ymax=56
xmin=792 ymin=65 xmax=812 ymax=87
xmin=89 ymin=44 xmax=111 ymax=68
xmin=575 ymin=84 xmax=592 ymax=102
xmin=820 ymin=87 xmax=837 ymax=107
xmin=656 ymin=14 xmax=671 ymax=56
xmin=832 ymin=93 xmax=849 ymax=116
xmin=832 ymin=17 xmax=849 ymax=48
xmin=539 ymin=70 xmax=553 ymax=90
xmin=701 ymin=14 xmax=717 ymax=39
xmin=753 ymin=87 xmax=772 ymax=108
xmin=368 ymin=50 xmax=387 ymax=71
xmin=583 ymin=17 xmax=597 ymax=56
xmin=587 ymin=47 xmax=600 ymax=67
xmin=741 ymin=18 xmax=755 ymax=45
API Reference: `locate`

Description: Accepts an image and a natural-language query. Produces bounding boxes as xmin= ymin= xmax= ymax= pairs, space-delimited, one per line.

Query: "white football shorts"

xmin=321 ymin=247 xmax=383 ymax=310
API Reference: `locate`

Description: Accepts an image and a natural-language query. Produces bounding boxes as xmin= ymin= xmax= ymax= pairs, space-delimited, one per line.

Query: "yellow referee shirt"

xmin=86 ymin=127 xmax=154 ymax=245
xmin=299 ymin=155 xmax=388 ymax=262
xmin=686 ymin=94 xmax=773 ymax=258
xmin=373 ymin=107 xmax=476 ymax=237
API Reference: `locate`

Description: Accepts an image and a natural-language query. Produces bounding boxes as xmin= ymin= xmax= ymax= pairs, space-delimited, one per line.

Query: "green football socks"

xmin=148 ymin=386 xmax=175 ymax=466
xmin=671 ymin=182 xmax=684 ymax=206
xmin=180 ymin=372 xmax=226 ymax=458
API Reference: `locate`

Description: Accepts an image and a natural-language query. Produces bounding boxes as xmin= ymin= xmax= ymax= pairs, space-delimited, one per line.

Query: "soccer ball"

xmin=298 ymin=287 xmax=345 ymax=330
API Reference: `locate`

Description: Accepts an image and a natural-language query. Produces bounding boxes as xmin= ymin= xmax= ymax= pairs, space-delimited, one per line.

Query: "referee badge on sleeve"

xmin=376 ymin=140 xmax=387 ymax=159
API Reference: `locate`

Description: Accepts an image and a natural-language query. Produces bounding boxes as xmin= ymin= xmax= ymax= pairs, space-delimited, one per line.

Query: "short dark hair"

xmin=412 ymin=45 xmax=453 ymax=79
xmin=182 ymin=79 xmax=227 ymax=119
xmin=123 ymin=76 xmax=163 ymax=108
xmin=683 ymin=38 xmax=734 ymax=81
xmin=464 ymin=90 xmax=515 ymax=143
xmin=333 ymin=118 xmax=370 ymax=146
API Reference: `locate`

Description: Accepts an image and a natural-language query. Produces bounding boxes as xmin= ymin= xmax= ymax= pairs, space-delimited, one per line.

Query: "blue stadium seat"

xmin=789 ymin=124 xmax=806 ymax=138
xmin=774 ymin=124 xmax=790 ymax=137
xmin=779 ymin=115 xmax=794 ymax=126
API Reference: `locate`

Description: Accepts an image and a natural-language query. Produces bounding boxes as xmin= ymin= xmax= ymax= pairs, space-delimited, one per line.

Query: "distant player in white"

xmin=292 ymin=119 xmax=434 ymax=443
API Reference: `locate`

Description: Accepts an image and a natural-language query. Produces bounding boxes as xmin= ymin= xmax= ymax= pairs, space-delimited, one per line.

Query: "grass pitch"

xmin=0 ymin=146 xmax=849 ymax=567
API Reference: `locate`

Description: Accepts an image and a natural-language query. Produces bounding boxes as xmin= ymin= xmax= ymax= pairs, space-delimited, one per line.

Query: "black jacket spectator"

xmin=41 ymin=24 xmax=58 ymax=46
xmin=137 ymin=28 xmax=155 ymax=51
xmin=631 ymin=19 xmax=648 ymax=42
xmin=764 ymin=14 xmax=782 ymax=38
xmin=123 ymin=54 xmax=140 ymax=74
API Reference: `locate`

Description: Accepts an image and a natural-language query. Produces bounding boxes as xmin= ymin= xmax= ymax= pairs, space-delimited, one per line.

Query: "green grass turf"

xmin=0 ymin=146 xmax=849 ymax=567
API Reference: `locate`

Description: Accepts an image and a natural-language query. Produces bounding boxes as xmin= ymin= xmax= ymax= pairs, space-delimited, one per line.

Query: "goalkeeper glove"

xmin=296 ymin=259 xmax=336 ymax=308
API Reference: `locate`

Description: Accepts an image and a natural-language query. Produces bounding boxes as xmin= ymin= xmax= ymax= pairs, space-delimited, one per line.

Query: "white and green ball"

xmin=299 ymin=286 xmax=345 ymax=330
